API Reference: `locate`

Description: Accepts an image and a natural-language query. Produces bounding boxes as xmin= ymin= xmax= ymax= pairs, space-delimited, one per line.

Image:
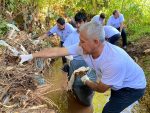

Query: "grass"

xmin=127 ymin=24 xmax=150 ymax=42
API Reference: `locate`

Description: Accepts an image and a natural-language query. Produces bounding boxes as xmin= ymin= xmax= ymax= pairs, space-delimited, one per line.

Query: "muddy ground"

xmin=126 ymin=36 xmax=150 ymax=113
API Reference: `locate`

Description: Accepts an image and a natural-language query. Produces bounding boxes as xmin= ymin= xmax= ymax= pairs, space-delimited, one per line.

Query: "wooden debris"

xmin=0 ymin=31 xmax=57 ymax=113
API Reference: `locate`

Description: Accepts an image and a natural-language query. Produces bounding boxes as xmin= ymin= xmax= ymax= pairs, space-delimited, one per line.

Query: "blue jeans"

xmin=102 ymin=87 xmax=145 ymax=113
xmin=69 ymin=59 xmax=97 ymax=106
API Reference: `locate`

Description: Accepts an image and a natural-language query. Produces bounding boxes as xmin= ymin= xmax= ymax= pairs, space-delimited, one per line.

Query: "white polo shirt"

xmin=66 ymin=42 xmax=146 ymax=90
xmin=91 ymin=15 xmax=104 ymax=24
xmin=107 ymin=14 xmax=124 ymax=28
xmin=63 ymin=31 xmax=83 ymax=60
xmin=47 ymin=23 xmax=75 ymax=42
xmin=104 ymin=26 xmax=120 ymax=38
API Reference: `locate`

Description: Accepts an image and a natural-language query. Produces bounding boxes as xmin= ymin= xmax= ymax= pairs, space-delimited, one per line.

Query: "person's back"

xmin=63 ymin=31 xmax=83 ymax=61
xmin=104 ymin=25 xmax=119 ymax=38
xmin=91 ymin=13 xmax=105 ymax=25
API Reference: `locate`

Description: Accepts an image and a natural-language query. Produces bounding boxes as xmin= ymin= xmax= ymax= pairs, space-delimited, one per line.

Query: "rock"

xmin=144 ymin=49 xmax=150 ymax=54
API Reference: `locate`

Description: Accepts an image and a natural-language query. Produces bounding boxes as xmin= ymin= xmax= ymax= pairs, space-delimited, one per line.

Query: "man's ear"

xmin=93 ymin=39 xmax=100 ymax=45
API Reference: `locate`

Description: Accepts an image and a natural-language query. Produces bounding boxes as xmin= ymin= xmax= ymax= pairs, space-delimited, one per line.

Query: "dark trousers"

xmin=117 ymin=28 xmax=127 ymax=47
xmin=108 ymin=33 xmax=121 ymax=45
xmin=60 ymin=41 xmax=67 ymax=64
xmin=102 ymin=87 xmax=145 ymax=113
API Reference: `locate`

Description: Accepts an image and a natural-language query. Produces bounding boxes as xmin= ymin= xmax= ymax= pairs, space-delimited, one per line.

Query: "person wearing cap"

xmin=20 ymin=21 xmax=146 ymax=113
xmin=63 ymin=11 xmax=97 ymax=106
xmin=91 ymin=13 xmax=106 ymax=25
xmin=107 ymin=10 xmax=127 ymax=49
xmin=40 ymin=17 xmax=75 ymax=64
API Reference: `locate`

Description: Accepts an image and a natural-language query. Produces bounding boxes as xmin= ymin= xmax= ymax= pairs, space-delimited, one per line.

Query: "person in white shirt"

xmin=20 ymin=21 xmax=146 ymax=113
xmin=63 ymin=11 xmax=97 ymax=106
xmin=91 ymin=17 xmax=121 ymax=45
xmin=104 ymin=25 xmax=121 ymax=44
xmin=91 ymin=13 xmax=105 ymax=25
xmin=40 ymin=17 xmax=75 ymax=64
xmin=107 ymin=10 xmax=127 ymax=48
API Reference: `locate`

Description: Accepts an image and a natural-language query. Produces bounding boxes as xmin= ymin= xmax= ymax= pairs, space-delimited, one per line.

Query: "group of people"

xmin=92 ymin=10 xmax=127 ymax=48
xmin=20 ymin=10 xmax=146 ymax=113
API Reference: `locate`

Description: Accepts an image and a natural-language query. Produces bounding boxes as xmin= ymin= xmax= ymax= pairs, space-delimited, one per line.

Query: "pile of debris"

xmin=126 ymin=37 xmax=150 ymax=62
xmin=0 ymin=26 xmax=58 ymax=113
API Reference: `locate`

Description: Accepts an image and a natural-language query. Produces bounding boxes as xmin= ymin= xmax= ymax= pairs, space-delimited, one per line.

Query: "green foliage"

xmin=128 ymin=24 xmax=150 ymax=41
xmin=0 ymin=16 xmax=8 ymax=37
xmin=62 ymin=0 xmax=150 ymax=29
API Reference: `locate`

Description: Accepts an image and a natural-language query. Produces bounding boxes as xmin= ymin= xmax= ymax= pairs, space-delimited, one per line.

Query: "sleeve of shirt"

xmin=101 ymin=61 xmax=125 ymax=87
xmin=119 ymin=14 xmax=125 ymax=23
xmin=47 ymin=25 xmax=57 ymax=36
xmin=66 ymin=44 xmax=83 ymax=55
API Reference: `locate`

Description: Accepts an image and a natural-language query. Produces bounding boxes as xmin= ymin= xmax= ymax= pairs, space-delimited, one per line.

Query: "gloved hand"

xmin=19 ymin=54 xmax=33 ymax=64
xmin=81 ymin=74 xmax=90 ymax=84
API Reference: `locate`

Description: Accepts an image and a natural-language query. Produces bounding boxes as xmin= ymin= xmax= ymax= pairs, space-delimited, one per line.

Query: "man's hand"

xmin=19 ymin=54 xmax=33 ymax=64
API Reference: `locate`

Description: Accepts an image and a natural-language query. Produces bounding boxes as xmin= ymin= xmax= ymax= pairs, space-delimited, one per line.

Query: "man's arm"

xmin=85 ymin=80 xmax=110 ymax=93
xmin=120 ymin=22 xmax=124 ymax=32
xmin=20 ymin=47 xmax=69 ymax=63
xmin=119 ymin=14 xmax=125 ymax=32
xmin=20 ymin=44 xmax=79 ymax=63
xmin=33 ymin=47 xmax=69 ymax=58
xmin=39 ymin=25 xmax=57 ymax=40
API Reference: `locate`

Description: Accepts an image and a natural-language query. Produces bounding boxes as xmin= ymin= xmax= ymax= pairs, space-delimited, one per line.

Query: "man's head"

xmin=100 ymin=13 xmax=105 ymax=20
xmin=100 ymin=13 xmax=105 ymax=25
xmin=113 ymin=10 xmax=120 ymax=18
xmin=57 ymin=17 xmax=65 ymax=30
xmin=79 ymin=21 xmax=105 ymax=55
xmin=74 ymin=12 xmax=87 ymax=31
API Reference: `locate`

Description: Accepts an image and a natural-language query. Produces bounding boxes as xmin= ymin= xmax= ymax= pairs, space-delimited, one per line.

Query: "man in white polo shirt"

xmin=107 ymin=10 xmax=127 ymax=48
xmin=91 ymin=13 xmax=105 ymax=25
xmin=20 ymin=21 xmax=146 ymax=113
xmin=40 ymin=17 xmax=75 ymax=64
xmin=104 ymin=25 xmax=121 ymax=44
